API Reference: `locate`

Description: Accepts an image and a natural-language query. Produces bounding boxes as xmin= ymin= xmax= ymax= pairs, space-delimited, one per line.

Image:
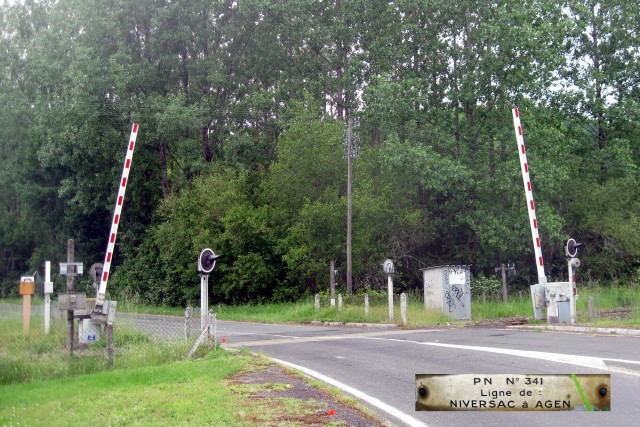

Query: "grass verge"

xmin=0 ymin=318 xmax=191 ymax=385
xmin=0 ymin=319 xmax=382 ymax=426
xmin=0 ymin=349 xmax=259 ymax=426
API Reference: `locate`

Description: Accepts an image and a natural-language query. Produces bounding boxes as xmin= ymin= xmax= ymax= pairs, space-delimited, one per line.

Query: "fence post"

xmin=364 ymin=293 xmax=369 ymax=316
xmin=106 ymin=324 xmax=114 ymax=367
xmin=338 ymin=294 xmax=343 ymax=311
xmin=315 ymin=294 xmax=320 ymax=311
xmin=207 ymin=310 xmax=216 ymax=348
xmin=401 ymin=293 xmax=408 ymax=326
xmin=588 ymin=296 xmax=594 ymax=322
xmin=185 ymin=306 xmax=192 ymax=340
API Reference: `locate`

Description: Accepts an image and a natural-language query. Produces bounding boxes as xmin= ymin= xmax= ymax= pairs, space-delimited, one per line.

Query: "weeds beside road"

xmin=0 ymin=318 xmax=382 ymax=426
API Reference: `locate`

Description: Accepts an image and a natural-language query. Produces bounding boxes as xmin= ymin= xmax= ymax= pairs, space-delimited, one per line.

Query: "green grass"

xmin=211 ymin=298 xmax=452 ymax=326
xmin=0 ymin=350 xmax=257 ymax=426
xmin=0 ymin=322 xmax=371 ymax=426
xmin=470 ymin=297 xmax=532 ymax=321
xmin=0 ymin=318 xmax=191 ymax=385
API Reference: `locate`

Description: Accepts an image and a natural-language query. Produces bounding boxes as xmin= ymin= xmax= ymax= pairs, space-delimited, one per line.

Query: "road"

xmin=217 ymin=321 xmax=640 ymax=427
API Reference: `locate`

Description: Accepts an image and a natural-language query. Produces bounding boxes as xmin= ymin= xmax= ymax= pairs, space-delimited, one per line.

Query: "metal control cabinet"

xmin=79 ymin=319 xmax=101 ymax=343
xmin=422 ymin=266 xmax=471 ymax=319
xmin=544 ymin=281 xmax=572 ymax=323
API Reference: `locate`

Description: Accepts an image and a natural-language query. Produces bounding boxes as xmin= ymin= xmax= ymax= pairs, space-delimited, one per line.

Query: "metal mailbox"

xmin=421 ymin=265 xmax=471 ymax=320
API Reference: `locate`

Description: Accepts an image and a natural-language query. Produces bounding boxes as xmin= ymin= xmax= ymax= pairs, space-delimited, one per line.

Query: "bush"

xmin=472 ymin=274 xmax=502 ymax=298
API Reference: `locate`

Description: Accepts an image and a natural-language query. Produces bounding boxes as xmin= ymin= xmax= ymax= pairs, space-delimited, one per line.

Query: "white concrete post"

xmin=568 ymin=258 xmax=579 ymax=324
xmin=330 ymin=260 xmax=336 ymax=306
xmin=401 ymin=293 xmax=408 ymax=326
xmin=315 ymin=294 xmax=320 ymax=311
xmin=44 ymin=261 xmax=53 ymax=334
xmin=200 ymin=275 xmax=209 ymax=331
xmin=387 ymin=275 xmax=394 ymax=321
xmin=364 ymin=293 xmax=369 ymax=316
xmin=338 ymin=293 xmax=343 ymax=311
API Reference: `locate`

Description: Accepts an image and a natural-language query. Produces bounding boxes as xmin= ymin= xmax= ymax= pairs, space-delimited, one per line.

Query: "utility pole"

xmin=346 ymin=117 xmax=353 ymax=295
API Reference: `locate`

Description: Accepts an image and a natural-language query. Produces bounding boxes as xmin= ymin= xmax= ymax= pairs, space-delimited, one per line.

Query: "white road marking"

xmin=601 ymin=357 xmax=640 ymax=365
xmin=270 ymin=357 xmax=428 ymax=427
xmin=360 ymin=337 xmax=609 ymax=370
xmin=217 ymin=331 xmax=301 ymax=339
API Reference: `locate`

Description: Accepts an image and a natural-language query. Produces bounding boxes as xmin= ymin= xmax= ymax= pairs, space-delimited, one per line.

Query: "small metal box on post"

xmin=20 ymin=275 xmax=35 ymax=333
xmin=383 ymin=259 xmax=395 ymax=321
xmin=422 ymin=266 xmax=471 ymax=320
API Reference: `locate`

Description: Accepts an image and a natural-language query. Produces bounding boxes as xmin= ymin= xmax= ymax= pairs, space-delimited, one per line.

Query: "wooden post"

xmin=22 ymin=294 xmax=31 ymax=333
xmin=66 ymin=239 xmax=75 ymax=356
xmin=19 ymin=276 xmax=35 ymax=333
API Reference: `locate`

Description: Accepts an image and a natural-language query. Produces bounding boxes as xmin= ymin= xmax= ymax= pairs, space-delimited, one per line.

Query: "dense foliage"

xmin=1 ymin=0 xmax=639 ymax=304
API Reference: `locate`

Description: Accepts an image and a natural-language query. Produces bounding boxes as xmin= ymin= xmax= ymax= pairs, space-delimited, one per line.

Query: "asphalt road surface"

xmin=218 ymin=321 xmax=640 ymax=427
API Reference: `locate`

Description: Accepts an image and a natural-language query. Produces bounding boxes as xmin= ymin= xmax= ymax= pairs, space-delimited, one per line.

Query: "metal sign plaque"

xmin=448 ymin=268 xmax=466 ymax=285
xmin=60 ymin=262 xmax=84 ymax=276
xmin=416 ymin=374 xmax=610 ymax=411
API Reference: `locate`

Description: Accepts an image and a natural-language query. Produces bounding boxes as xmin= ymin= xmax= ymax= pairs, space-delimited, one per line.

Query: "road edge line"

xmin=270 ymin=357 xmax=428 ymax=427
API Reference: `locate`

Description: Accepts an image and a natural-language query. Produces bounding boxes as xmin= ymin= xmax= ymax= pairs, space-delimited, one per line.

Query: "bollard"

xmin=401 ymin=293 xmax=408 ymax=326
xmin=338 ymin=294 xmax=343 ymax=311
xmin=315 ymin=294 xmax=320 ymax=311
xmin=588 ymin=296 xmax=594 ymax=322
xmin=364 ymin=293 xmax=369 ymax=316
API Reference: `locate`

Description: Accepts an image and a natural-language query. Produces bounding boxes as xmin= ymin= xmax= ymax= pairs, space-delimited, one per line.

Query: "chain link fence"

xmin=0 ymin=303 xmax=211 ymax=343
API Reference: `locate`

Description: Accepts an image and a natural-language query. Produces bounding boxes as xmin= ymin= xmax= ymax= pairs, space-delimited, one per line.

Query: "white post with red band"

xmin=95 ymin=123 xmax=139 ymax=310
xmin=512 ymin=108 xmax=547 ymax=320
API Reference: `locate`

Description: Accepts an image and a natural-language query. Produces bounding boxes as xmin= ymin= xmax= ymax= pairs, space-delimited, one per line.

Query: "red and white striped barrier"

xmin=512 ymin=108 xmax=546 ymax=281
xmin=96 ymin=123 xmax=139 ymax=307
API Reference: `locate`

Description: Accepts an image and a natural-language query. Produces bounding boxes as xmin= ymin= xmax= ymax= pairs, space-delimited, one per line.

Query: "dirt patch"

xmin=228 ymin=362 xmax=389 ymax=426
xmin=475 ymin=316 xmax=529 ymax=327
